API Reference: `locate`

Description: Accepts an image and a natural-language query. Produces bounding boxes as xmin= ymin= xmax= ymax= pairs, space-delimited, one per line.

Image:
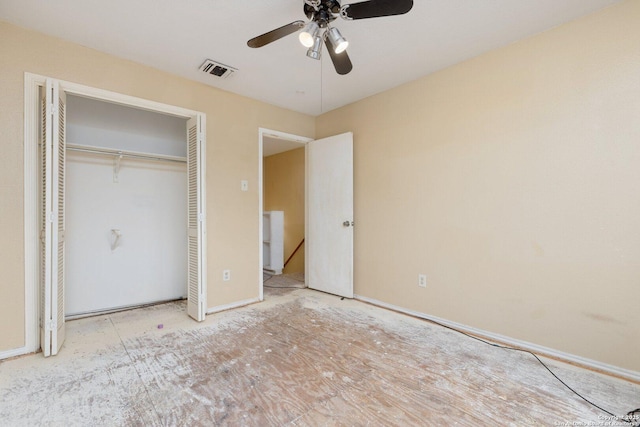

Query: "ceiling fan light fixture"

xmin=306 ymin=35 xmax=322 ymax=60
xmin=327 ymin=27 xmax=348 ymax=54
xmin=299 ymin=21 xmax=319 ymax=48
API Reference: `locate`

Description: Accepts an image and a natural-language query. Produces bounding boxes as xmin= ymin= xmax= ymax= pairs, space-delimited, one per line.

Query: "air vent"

xmin=199 ymin=59 xmax=237 ymax=79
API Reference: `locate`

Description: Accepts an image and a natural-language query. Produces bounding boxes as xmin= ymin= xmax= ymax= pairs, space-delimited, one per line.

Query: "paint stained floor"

xmin=0 ymin=276 xmax=638 ymax=426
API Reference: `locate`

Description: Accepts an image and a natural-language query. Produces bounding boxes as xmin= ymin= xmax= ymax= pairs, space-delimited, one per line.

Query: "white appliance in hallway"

xmin=263 ymin=210 xmax=284 ymax=275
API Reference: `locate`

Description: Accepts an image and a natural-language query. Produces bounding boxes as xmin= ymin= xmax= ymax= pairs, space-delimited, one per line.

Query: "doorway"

xmin=258 ymin=129 xmax=355 ymax=301
xmin=258 ymin=129 xmax=312 ymax=300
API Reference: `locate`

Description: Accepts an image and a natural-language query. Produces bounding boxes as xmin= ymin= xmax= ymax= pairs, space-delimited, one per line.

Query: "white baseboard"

xmin=206 ymin=298 xmax=259 ymax=315
xmin=354 ymin=294 xmax=640 ymax=383
xmin=0 ymin=346 xmax=31 ymax=361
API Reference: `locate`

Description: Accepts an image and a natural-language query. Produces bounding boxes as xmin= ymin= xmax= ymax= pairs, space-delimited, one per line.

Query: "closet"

xmin=64 ymin=95 xmax=188 ymax=317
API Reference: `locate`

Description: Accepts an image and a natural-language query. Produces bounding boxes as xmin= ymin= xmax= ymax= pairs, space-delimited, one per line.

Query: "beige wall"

xmin=0 ymin=21 xmax=314 ymax=352
xmin=264 ymin=148 xmax=306 ymax=274
xmin=316 ymin=1 xmax=640 ymax=372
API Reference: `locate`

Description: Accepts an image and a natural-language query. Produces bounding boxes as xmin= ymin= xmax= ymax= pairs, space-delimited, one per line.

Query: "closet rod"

xmin=66 ymin=143 xmax=187 ymax=164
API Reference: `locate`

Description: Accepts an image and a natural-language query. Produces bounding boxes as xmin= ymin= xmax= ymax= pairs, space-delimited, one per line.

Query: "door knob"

xmin=343 ymin=221 xmax=351 ymax=227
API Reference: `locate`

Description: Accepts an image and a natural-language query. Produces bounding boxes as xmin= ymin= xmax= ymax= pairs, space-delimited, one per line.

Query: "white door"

xmin=307 ymin=132 xmax=354 ymax=298
xmin=187 ymin=116 xmax=207 ymax=321
xmin=40 ymin=79 xmax=66 ymax=356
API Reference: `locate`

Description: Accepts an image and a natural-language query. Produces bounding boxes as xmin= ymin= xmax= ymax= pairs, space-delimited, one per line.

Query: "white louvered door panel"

xmin=40 ymin=83 xmax=53 ymax=357
xmin=40 ymin=79 xmax=67 ymax=357
xmin=186 ymin=116 xmax=206 ymax=321
xmin=51 ymin=85 xmax=66 ymax=355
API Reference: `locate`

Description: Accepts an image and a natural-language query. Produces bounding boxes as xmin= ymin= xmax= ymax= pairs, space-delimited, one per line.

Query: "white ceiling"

xmin=0 ymin=0 xmax=622 ymax=116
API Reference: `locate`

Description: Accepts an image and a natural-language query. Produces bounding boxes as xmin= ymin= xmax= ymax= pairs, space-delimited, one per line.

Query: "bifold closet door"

xmin=187 ymin=115 xmax=207 ymax=321
xmin=40 ymin=79 xmax=66 ymax=357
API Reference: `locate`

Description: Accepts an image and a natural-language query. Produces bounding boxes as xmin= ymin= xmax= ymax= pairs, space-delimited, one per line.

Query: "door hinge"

xmin=48 ymin=212 xmax=55 ymax=223
xmin=198 ymin=213 xmax=204 ymax=222
xmin=46 ymin=319 xmax=56 ymax=332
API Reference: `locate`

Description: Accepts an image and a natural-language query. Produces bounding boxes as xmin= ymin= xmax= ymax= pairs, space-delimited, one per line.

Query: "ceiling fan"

xmin=247 ymin=0 xmax=414 ymax=75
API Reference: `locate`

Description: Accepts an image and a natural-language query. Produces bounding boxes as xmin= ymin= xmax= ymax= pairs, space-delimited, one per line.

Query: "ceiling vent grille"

xmin=199 ymin=59 xmax=237 ymax=79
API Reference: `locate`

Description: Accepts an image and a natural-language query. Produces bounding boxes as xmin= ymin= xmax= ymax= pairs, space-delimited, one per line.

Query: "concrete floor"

xmin=0 ymin=277 xmax=638 ymax=426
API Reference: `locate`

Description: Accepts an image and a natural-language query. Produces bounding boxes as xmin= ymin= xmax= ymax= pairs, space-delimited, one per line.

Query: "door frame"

xmin=258 ymin=128 xmax=313 ymax=301
xmin=23 ymin=72 xmax=207 ymax=355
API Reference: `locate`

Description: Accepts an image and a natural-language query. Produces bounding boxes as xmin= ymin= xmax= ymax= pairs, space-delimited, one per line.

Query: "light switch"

xmin=241 ymin=180 xmax=248 ymax=191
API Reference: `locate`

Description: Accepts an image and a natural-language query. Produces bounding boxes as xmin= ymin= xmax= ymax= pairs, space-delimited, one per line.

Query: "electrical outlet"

xmin=241 ymin=180 xmax=248 ymax=191
xmin=223 ymin=270 xmax=231 ymax=281
xmin=418 ymin=274 xmax=427 ymax=288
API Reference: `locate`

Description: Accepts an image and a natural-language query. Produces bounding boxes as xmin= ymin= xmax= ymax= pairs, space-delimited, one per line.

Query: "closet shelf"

xmin=67 ymin=143 xmax=187 ymax=164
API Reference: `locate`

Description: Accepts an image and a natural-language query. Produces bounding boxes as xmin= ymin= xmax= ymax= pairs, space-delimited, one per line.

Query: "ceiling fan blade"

xmin=247 ymin=20 xmax=305 ymax=48
xmin=343 ymin=0 xmax=413 ymax=20
xmin=325 ymin=38 xmax=353 ymax=75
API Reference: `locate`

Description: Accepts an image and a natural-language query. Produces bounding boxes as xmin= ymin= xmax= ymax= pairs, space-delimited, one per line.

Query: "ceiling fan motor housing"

xmin=304 ymin=0 xmax=341 ymax=26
